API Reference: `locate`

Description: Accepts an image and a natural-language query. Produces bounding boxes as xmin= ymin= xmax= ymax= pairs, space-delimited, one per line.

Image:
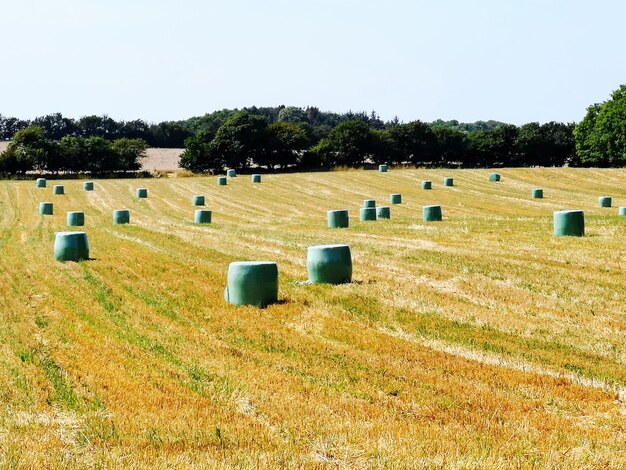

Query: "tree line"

xmin=0 ymin=127 xmax=147 ymax=174
xmin=3 ymin=84 xmax=626 ymax=175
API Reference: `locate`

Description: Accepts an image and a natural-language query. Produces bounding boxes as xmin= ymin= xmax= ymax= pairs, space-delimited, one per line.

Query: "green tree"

xmin=312 ymin=120 xmax=375 ymax=167
xmin=208 ymin=112 xmax=269 ymax=169
xmin=111 ymin=138 xmax=148 ymax=171
xmin=388 ymin=121 xmax=437 ymax=165
xmin=265 ymin=122 xmax=308 ymax=168
xmin=0 ymin=126 xmax=59 ymax=173
xmin=179 ymin=136 xmax=222 ymax=172
xmin=572 ymin=85 xmax=626 ymax=167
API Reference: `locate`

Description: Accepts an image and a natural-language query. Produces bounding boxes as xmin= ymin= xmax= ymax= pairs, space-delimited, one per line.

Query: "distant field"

xmin=0 ymin=141 xmax=8 ymax=153
xmin=141 ymin=148 xmax=183 ymax=171
xmin=0 ymin=168 xmax=624 ymax=467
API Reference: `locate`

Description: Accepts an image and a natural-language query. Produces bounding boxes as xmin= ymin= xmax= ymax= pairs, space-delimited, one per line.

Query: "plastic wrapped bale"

xmin=217 ymin=176 xmax=227 ymax=186
xmin=423 ymin=205 xmax=442 ymax=222
xmin=66 ymin=211 xmax=85 ymax=226
xmin=194 ymin=209 xmax=212 ymax=224
xmin=489 ymin=173 xmax=501 ymax=182
xmin=390 ymin=193 xmax=401 ymax=204
xmin=421 ymin=181 xmax=432 ymax=190
xmin=83 ymin=181 xmax=94 ymax=191
xmin=553 ymin=210 xmax=584 ymax=237
xmin=113 ymin=209 xmax=130 ymax=225
xmin=443 ymin=177 xmax=454 ymax=187
xmin=251 ymin=174 xmax=262 ymax=183
xmin=532 ymin=189 xmax=543 ymax=199
xmin=619 ymin=206 xmax=626 ymax=216
xmin=39 ymin=202 xmax=53 ymax=215
xmin=224 ymin=261 xmax=278 ymax=307
xmin=327 ymin=209 xmax=349 ymax=228
xmin=54 ymin=231 xmax=89 ymax=262
xmin=227 ymin=169 xmax=236 ymax=178
xmin=599 ymin=196 xmax=612 ymax=208
xmin=192 ymin=195 xmax=205 ymax=206
xmin=36 ymin=178 xmax=46 ymax=188
xmin=376 ymin=206 xmax=390 ymax=219
xmin=360 ymin=207 xmax=377 ymax=221
xmin=379 ymin=164 xmax=388 ymax=172
xmin=307 ymin=244 xmax=352 ymax=284
xmin=53 ymin=185 xmax=64 ymax=195
xmin=363 ymin=199 xmax=376 ymax=208
xmin=136 ymin=188 xmax=148 ymax=198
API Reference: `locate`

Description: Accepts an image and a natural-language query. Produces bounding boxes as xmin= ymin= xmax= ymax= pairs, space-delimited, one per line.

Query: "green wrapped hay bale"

xmin=66 ymin=211 xmax=85 ymax=227
xmin=83 ymin=181 xmax=94 ymax=191
xmin=53 ymin=185 xmax=64 ymax=195
xmin=227 ymin=169 xmax=236 ymax=178
xmin=489 ymin=173 xmax=501 ymax=182
xmin=379 ymin=164 xmax=388 ymax=173
xmin=618 ymin=206 xmax=626 ymax=216
xmin=553 ymin=210 xmax=584 ymax=237
xmin=224 ymin=261 xmax=278 ymax=307
xmin=376 ymin=206 xmax=390 ymax=219
xmin=194 ymin=209 xmax=212 ymax=224
xmin=532 ymin=189 xmax=543 ymax=199
xmin=217 ymin=176 xmax=227 ymax=186
xmin=421 ymin=181 xmax=432 ymax=190
xmin=423 ymin=205 xmax=442 ymax=222
xmin=113 ymin=209 xmax=130 ymax=225
xmin=327 ymin=209 xmax=349 ymax=228
xmin=443 ymin=177 xmax=454 ymax=187
xmin=251 ymin=174 xmax=262 ymax=183
xmin=54 ymin=231 xmax=89 ymax=262
xmin=360 ymin=207 xmax=377 ymax=221
xmin=390 ymin=193 xmax=401 ymax=204
xmin=599 ymin=196 xmax=612 ymax=208
xmin=136 ymin=188 xmax=148 ymax=198
xmin=192 ymin=195 xmax=205 ymax=206
xmin=36 ymin=178 xmax=46 ymax=188
xmin=39 ymin=202 xmax=53 ymax=215
xmin=363 ymin=199 xmax=376 ymax=208
xmin=307 ymin=244 xmax=352 ymax=284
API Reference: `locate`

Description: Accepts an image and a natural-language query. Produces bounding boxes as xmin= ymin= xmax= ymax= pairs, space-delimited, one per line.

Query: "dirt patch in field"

xmin=141 ymin=148 xmax=183 ymax=172
xmin=0 ymin=141 xmax=9 ymax=153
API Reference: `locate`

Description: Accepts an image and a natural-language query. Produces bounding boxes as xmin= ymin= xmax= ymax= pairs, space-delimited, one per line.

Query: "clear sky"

xmin=1 ymin=0 xmax=624 ymax=125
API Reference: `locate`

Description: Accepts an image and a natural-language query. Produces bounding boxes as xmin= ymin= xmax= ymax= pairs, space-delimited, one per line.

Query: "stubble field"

xmin=0 ymin=168 xmax=624 ymax=468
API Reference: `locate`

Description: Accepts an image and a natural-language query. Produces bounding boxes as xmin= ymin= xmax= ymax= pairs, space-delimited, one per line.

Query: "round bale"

xmin=53 ymin=185 xmax=64 ymax=195
xmin=54 ymin=231 xmax=89 ymax=262
xmin=194 ymin=209 xmax=212 ymax=224
xmin=489 ymin=173 xmax=501 ymax=182
xmin=376 ymin=206 xmax=390 ymax=219
xmin=227 ymin=169 xmax=237 ymax=178
xmin=36 ymin=178 xmax=46 ymax=188
xmin=83 ymin=181 xmax=94 ymax=191
xmin=390 ymin=193 xmax=401 ymax=204
xmin=307 ymin=244 xmax=352 ymax=284
xmin=224 ymin=261 xmax=278 ymax=307
xmin=136 ymin=188 xmax=148 ymax=198
xmin=618 ymin=206 xmax=626 ymax=216
xmin=379 ymin=164 xmax=388 ymax=173
xmin=113 ymin=209 xmax=130 ymax=225
xmin=422 ymin=181 xmax=432 ymax=190
xmin=39 ymin=202 xmax=53 ymax=215
xmin=599 ymin=196 xmax=612 ymax=208
xmin=251 ymin=174 xmax=262 ymax=183
xmin=217 ymin=176 xmax=227 ymax=186
xmin=443 ymin=177 xmax=454 ymax=187
xmin=360 ymin=207 xmax=377 ymax=221
xmin=554 ymin=210 xmax=584 ymax=237
xmin=532 ymin=189 xmax=543 ymax=199
xmin=192 ymin=195 xmax=205 ymax=206
xmin=66 ymin=211 xmax=84 ymax=227
xmin=423 ymin=205 xmax=442 ymax=222
xmin=327 ymin=209 xmax=349 ymax=228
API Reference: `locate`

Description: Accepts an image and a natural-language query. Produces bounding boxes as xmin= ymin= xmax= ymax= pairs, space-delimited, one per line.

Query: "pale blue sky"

xmin=1 ymin=0 xmax=624 ymax=125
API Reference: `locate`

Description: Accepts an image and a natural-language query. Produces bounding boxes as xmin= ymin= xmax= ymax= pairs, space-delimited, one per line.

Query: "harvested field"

xmin=141 ymin=148 xmax=183 ymax=172
xmin=0 ymin=168 xmax=624 ymax=467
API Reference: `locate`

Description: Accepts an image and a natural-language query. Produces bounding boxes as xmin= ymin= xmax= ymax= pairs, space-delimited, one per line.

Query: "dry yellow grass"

xmin=0 ymin=168 xmax=624 ymax=468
